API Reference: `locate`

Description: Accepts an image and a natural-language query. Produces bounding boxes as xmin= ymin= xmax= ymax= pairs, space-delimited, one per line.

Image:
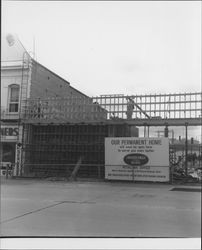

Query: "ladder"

xmin=16 ymin=52 xmax=31 ymax=176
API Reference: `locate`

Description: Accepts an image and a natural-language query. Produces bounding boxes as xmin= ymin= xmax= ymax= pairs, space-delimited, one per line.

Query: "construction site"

xmin=13 ymin=91 xmax=201 ymax=182
xmin=1 ymin=33 xmax=201 ymax=183
xmin=1 ymin=3 xmax=202 ymax=242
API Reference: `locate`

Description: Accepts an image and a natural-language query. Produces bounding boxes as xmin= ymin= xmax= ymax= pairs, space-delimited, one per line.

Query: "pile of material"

xmin=173 ymin=166 xmax=201 ymax=183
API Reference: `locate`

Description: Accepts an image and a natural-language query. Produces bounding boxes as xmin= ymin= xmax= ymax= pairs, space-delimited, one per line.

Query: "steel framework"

xmin=22 ymin=92 xmax=201 ymax=126
xmin=93 ymin=92 xmax=201 ymax=122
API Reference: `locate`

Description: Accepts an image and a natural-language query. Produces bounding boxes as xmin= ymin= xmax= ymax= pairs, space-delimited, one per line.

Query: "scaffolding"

xmin=22 ymin=96 xmax=107 ymax=123
xmin=92 ymin=92 xmax=202 ymax=120
xmin=20 ymin=91 xmax=201 ymax=179
xmin=22 ymin=92 xmax=201 ymax=125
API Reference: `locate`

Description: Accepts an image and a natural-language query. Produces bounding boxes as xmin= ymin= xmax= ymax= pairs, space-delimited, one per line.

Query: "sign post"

xmin=105 ymin=137 xmax=169 ymax=182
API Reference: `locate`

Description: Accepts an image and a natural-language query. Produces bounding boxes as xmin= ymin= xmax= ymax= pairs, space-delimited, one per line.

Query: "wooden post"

xmin=6 ymin=163 xmax=9 ymax=179
xmin=185 ymin=123 xmax=188 ymax=176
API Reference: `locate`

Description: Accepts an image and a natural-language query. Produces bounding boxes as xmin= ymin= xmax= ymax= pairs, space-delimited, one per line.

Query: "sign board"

xmin=1 ymin=125 xmax=20 ymax=141
xmin=105 ymin=137 xmax=170 ymax=182
xmin=0 ymin=162 xmax=13 ymax=177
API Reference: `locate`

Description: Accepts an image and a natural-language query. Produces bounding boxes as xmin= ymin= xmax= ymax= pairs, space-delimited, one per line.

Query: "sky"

xmin=2 ymin=1 xmax=201 ymax=96
xmin=1 ymin=1 xmax=201 ymax=141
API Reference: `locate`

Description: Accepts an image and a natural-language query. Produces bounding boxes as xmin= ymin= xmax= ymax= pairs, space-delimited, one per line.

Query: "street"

xmin=0 ymin=178 xmax=201 ymax=237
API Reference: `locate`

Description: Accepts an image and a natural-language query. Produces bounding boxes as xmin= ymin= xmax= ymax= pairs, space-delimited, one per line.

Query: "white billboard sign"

xmin=105 ymin=137 xmax=170 ymax=182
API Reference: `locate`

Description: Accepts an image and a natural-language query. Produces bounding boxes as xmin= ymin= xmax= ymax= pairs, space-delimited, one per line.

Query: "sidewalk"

xmin=1 ymin=176 xmax=201 ymax=190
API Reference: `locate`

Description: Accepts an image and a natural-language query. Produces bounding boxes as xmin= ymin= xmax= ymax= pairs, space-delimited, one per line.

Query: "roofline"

xmin=31 ymin=59 xmax=70 ymax=85
xmin=69 ymin=85 xmax=91 ymax=99
xmin=31 ymin=59 xmax=90 ymax=99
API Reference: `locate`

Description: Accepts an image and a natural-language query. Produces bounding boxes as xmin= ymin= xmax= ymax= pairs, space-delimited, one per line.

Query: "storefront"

xmin=0 ymin=124 xmax=22 ymax=176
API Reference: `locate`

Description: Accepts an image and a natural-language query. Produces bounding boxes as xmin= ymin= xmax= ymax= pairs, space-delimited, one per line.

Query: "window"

xmin=8 ymin=84 xmax=20 ymax=112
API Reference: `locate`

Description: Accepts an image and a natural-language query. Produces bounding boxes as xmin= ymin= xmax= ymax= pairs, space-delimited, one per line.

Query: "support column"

xmin=185 ymin=123 xmax=188 ymax=176
xmin=144 ymin=126 xmax=146 ymax=137
xmin=164 ymin=125 xmax=169 ymax=137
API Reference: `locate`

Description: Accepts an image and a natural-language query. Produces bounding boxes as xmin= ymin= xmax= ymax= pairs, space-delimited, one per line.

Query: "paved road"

xmin=0 ymin=178 xmax=201 ymax=237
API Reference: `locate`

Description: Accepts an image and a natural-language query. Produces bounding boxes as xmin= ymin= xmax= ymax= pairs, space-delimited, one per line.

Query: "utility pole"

xmin=164 ymin=125 xmax=169 ymax=137
xmin=185 ymin=123 xmax=188 ymax=176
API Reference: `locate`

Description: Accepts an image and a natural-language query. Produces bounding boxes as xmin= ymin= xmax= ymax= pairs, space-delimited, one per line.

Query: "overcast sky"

xmin=2 ymin=1 xmax=201 ymax=97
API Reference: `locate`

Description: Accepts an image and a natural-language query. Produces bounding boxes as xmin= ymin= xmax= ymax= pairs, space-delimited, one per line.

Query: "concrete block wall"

xmin=30 ymin=60 xmax=71 ymax=99
xmin=28 ymin=60 xmax=107 ymax=121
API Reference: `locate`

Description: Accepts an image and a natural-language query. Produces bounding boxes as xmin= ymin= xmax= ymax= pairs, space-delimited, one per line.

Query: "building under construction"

xmin=19 ymin=91 xmax=201 ymax=179
xmin=1 ymin=34 xmax=201 ymax=180
xmin=21 ymin=96 xmax=139 ymax=178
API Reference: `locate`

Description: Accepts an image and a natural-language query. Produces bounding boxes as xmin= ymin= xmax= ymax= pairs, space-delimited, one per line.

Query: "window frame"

xmin=7 ymin=84 xmax=20 ymax=113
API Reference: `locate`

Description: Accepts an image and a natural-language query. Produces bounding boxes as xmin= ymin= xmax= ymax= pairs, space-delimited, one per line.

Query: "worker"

xmin=126 ymin=97 xmax=135 ymax=119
